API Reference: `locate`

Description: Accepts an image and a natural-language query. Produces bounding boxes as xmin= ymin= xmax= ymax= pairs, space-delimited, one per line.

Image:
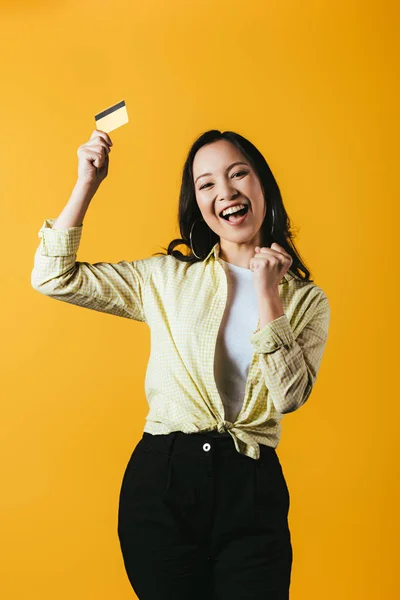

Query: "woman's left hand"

xmin=249 ymin=243 xmax=293 ymax=297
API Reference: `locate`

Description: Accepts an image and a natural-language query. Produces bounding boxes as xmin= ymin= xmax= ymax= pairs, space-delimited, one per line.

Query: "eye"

xmin=199 ymin=171 xmax=248 ymax=190
xmin=232 ymin=170 xmax=247 ymax=179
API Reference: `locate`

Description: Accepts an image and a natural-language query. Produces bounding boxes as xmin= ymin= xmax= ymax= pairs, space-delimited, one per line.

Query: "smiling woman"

xmin=152 ymin=129 xmax=314 ymax=283
xmin=32 ymin=125 xmax=330 ymax=600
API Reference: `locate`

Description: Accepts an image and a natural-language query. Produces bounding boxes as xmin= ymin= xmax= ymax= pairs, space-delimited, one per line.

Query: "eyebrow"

xmin=194 ymin=161 xmax=249 ymax=185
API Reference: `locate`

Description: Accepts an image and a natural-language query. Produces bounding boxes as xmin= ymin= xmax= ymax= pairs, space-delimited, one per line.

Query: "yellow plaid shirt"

xmin=31 ymin=218 xmax=331 ymax=460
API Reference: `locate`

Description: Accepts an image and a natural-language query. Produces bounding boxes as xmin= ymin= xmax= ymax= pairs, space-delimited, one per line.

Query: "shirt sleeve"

xmin=250 ymin=288 xmax=331 ymax=413
xmin=30 ymin=218 xmax=159 ymax=323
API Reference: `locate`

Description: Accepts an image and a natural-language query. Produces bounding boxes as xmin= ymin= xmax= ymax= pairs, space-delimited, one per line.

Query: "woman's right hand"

xmin=77 ymin=129 xmax=113 ymax=187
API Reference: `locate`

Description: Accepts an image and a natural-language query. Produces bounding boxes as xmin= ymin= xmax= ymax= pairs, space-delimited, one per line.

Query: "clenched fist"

xmin=249 ymin=243 xmax=293 ymax=297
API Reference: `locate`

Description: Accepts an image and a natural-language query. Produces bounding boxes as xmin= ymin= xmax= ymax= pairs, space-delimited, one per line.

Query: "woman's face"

xmin=192 ymin=139 xmax=266 ymax=244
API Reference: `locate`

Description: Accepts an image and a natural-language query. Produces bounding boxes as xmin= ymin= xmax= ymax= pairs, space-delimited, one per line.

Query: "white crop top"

xmin=214 ymin=258 xmax=259 ymax=423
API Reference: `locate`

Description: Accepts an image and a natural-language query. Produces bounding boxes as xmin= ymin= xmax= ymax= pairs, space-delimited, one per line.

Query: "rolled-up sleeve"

xmin=250 ymin=289 xmax=331 ymax=414
xmin=31 ymin=218 xmax=158 ymax=322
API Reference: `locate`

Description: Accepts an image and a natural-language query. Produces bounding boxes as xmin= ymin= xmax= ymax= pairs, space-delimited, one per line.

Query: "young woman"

xmin=31 ymin=128 xmax=330 ymax=600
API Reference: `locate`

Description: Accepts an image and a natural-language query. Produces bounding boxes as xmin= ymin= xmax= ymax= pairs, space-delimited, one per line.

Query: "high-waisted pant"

xmin=117 ymin=430 xmax=292 ymax=599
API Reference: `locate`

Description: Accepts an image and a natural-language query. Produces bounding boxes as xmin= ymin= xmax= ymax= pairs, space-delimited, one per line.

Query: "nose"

xmin=217 ymin=179 xmax=240 ymax=202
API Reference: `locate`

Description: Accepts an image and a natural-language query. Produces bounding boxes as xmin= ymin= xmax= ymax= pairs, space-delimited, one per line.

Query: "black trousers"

xmin=118 ymin=430 xmax=292 ymax=599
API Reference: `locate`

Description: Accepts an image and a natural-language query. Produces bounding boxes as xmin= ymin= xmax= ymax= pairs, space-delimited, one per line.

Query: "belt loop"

xmin=165 ymin=431 xmax=179 ymax=493
xmin=168 ymin=431 xmax=179 ymax=456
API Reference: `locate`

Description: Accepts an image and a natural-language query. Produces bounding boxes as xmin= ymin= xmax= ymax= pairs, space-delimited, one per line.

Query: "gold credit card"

xmin=94 ymin=100 xmax=128 ymax=133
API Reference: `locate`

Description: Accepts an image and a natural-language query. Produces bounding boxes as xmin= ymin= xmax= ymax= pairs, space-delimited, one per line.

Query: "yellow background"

xmin=1 ymin=0 xmax=398 ymax=598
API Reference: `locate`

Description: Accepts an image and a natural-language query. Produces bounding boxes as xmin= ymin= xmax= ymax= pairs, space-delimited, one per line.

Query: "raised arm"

xmin=53 ymin=128 xmax=112 ymax=229
xmin=31 ymin=130 xmax=159 ymax=323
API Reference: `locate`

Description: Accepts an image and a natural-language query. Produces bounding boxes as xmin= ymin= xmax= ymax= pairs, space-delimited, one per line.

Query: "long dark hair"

xmin=152 ymin=129 xmax=313 ymax=282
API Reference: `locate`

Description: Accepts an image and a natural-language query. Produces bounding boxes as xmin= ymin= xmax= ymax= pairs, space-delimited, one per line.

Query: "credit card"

xmin=94 ymin=100 xmax=128 ymax=133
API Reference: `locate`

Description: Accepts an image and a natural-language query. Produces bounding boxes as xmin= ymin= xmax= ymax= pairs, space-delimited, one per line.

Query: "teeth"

xmin=221 ymin=203 xmax=247 ymax=217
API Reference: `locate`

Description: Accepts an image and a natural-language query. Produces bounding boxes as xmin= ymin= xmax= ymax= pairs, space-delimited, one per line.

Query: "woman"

xmin=31 ymin=128 xmax=330 ymax=599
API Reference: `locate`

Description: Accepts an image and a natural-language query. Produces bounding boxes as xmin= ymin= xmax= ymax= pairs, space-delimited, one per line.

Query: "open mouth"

xmin=219 ymin=204 xmax=249 ymax=224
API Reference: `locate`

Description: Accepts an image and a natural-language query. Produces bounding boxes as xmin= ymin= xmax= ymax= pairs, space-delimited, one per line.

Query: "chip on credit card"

xmin=94 ymin=100 xmax=129 ymax=133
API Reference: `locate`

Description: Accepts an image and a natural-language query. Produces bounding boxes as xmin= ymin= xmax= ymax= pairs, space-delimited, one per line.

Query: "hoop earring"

xmin=270 ymin=205 xmax=275 ymax=234
xmin=190 ymin=218 xmax=212 ymax=259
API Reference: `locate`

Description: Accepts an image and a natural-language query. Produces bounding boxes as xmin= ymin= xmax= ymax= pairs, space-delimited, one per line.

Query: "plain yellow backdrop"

xmin=1 ymin=0 xmax=398 ymax=598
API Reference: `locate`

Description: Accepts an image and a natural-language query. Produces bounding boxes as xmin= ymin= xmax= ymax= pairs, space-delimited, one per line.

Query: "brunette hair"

xmin=152 ymin=129 xmax=313 ymax=282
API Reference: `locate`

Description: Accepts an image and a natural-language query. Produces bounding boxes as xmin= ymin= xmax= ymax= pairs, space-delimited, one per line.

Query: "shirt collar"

xmin=204 ymin=241 xmax=295 ymax=284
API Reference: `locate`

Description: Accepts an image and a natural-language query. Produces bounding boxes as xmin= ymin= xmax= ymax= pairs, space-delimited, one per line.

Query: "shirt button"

xmin=203 ymin=443 xmax=211 ymax=452
xmin=251 ymin=377 xmax=259 ymax=385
